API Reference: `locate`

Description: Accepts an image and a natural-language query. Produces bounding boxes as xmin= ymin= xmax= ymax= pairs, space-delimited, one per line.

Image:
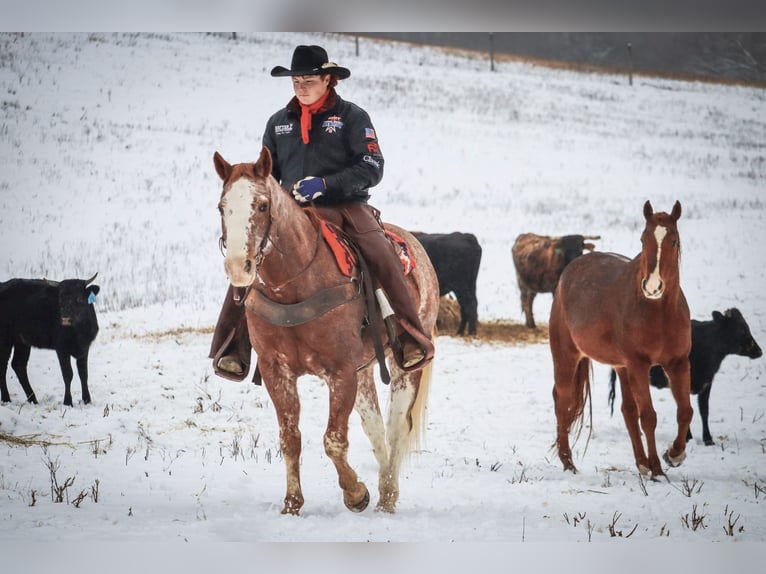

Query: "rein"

xmin=258 ymin=221 xmax=323 ymax=293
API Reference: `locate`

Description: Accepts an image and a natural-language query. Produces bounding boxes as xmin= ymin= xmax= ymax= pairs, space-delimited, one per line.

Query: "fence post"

xmin=489 ymin=32 xmax=495 ymax=72
xmin=355 ymin=35 xmax=359 ymax=57
xmin=627 ymin=42 xmax=633 ymax=86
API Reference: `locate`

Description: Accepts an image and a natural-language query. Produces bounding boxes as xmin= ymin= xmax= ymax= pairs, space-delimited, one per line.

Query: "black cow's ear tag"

xmin=88 ymin=292 xmax=97 ymax=305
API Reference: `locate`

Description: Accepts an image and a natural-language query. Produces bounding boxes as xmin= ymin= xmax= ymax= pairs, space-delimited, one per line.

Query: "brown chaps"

xmin=208 ymin=202 xmax=432 ymax=381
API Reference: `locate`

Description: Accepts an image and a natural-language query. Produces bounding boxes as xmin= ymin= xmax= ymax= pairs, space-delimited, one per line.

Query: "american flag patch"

xmin=364 ymin=128 xmax=376 ymax=139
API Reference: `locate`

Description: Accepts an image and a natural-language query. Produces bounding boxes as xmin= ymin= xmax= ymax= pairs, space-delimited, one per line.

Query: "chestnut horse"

xmin=213 ymin=147 xmax=439 ymax=515
xmin=549 ymin=200 xmax=693 ymax=478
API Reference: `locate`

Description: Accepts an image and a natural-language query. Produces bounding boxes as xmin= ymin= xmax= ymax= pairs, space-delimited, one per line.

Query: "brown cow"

xmin=511 ymin=233 xmax=598 ymax=328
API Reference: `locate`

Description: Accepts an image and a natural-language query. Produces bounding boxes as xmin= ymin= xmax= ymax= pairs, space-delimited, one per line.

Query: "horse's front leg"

xmin=625 ymin=364 xmax=663 ymax=477
xmin=263 ymin=369 xmax=304 ymax=515
xmin=663 ymin=357 xmax=694 ymax=464
xmin=617 ymin=367 xmax=652 ymax=476
xmin=326 ymin=368 xmax=369 ymax=513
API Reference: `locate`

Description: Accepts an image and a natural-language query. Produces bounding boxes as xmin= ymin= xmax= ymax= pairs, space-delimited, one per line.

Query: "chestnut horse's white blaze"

xmin=642 ymin=224 xmax=667 ymax=299
xmin=220 ymin=178 xmax=261 ymax=287
xmin=213 ymin=147 xmax=439 ymax=515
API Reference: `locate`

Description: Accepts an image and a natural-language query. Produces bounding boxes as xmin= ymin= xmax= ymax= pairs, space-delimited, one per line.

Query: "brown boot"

xmin=209 ymin=285 xmax=252 ymax=381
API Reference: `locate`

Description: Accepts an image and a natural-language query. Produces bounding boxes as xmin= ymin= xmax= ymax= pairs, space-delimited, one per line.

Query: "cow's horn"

xmin=85 ymin=272 xmax=98 ymax=285
xmin=582 ymin=235 xmax=601 ymax=240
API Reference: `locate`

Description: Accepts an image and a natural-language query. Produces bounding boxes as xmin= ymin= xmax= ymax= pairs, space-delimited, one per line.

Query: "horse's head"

xmin=640 ymin=200 xmax=682 ymax=300
xmin=214 ymin=147 xmax=276 ymax=287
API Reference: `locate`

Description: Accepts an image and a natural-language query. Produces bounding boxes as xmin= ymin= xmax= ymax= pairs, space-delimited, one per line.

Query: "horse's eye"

xmin=259 ymin=204 xmax=268 ymax=213
xmin=672 ymin=240 xmax=678 ymax=247
xmin=217 ymin=205 xmax=224 ymax=215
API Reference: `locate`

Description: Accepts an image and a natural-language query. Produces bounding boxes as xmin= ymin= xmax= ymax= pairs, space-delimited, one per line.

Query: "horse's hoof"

xmin=345 ymin=488 xmax=370 ymax=513
xmin=663 ymin=448 xmax=686 ymax=467
xmin=375 ymin=502 xmax=395 ymax=514
xmin=281 ymin=495 xmax=303 ymax=515
xmin=637 ymin=464 xmax=651 ymax=476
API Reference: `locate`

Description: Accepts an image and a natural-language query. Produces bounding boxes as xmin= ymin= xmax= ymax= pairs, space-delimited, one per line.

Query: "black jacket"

xmin=262 ymin=91 xmax=384 ymax=205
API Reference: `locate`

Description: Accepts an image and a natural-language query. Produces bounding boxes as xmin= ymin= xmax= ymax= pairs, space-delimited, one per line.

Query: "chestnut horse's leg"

xmin=615 ymin=366 xmax=651 ymax=476
xmin=377 ymin=367 xmax=420 ymax=512
xmin=549 ymin=321 xmax=582 ymax=473
xmin=625 ymin=363 xmax=663 ymax=477
xmin=353 ymin=366 xmax=391 ymax=509
xmin=661 ymin=357 xmax=693 ymax=466
xmin=262 ymin=368 xmax=305 ymax=515
xmin=325 ymin=367 xmax=370 ymax=513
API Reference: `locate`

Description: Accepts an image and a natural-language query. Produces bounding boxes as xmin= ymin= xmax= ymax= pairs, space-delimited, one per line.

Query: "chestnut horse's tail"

xmin=566 ymin=357 xmax=594 ymax=456
xmin=407 ymin=359 xmax=433 ymax=456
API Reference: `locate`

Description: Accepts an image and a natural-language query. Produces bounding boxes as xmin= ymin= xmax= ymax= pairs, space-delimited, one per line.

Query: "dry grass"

xmin=435 ymin=296 xmax=548 ymax=345
xmin=0 ymin=432 xmax=72 ymax=448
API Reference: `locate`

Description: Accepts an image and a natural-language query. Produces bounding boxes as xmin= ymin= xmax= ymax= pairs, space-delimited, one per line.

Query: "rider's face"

xmin=292 ymin=74 xmax=330 ymax=106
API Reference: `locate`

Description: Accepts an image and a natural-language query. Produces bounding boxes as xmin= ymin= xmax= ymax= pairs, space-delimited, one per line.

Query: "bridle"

xmin=219 ymin=178 xmax=324 ymax=301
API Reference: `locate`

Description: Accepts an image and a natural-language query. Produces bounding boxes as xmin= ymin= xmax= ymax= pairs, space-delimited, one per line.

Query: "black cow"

xmin=411 ymin=232 xmax=482 ymax=335
xmin=0 ymin=274 xmax=100 ymax=406
xmin=609 ymin=308 xmax=762 ymax=445
xmin=511 ymin=233 xmax=599 ymax=328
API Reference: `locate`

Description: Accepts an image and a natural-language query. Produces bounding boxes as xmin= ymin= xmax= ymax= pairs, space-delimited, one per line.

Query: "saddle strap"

xmin=245 ymin=282 xmax=361 ymax=326
xmin=348 ymin=241 xmax=391 ymax=385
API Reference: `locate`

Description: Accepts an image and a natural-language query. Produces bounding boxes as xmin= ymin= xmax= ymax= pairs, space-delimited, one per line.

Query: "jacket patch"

xmin=365 ymin=127 xmax=376 ymax=139
xmin=363 ymin=155 xmax=381 ymax=169
xmin=323 ymin=116 xmax=344 ymax=134
xmin=274 ymin=123 xmax=293 ymax=135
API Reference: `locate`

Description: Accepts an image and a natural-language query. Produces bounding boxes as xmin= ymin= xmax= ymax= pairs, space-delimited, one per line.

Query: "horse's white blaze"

xmin=223 ymin=179 xmax=255 ymax=286
xmin=642 ymin=225 xmax=667 ymax=299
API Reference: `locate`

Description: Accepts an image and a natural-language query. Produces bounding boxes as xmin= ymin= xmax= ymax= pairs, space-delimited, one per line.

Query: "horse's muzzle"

xmin=225 ymin=257 xmax=256 ymax=287
xmin=641 ymin=278 xmax=664 ymax=299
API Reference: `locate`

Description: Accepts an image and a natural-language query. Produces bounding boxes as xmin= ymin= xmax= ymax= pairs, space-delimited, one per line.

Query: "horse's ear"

xmin=214 ymin=151 xmax=231 ymax=181
xmin=670 ymin=200 xmax=682 ymax=222
xmin=254 ymin=146 xmax=273 ymax=179
xmin=643 ymin=200 xmax=654 ymax=220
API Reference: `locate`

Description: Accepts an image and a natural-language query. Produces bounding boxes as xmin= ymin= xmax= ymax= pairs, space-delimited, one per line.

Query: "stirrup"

xmin=402 ymin=343 xmax=427 ymax=369
xmin=212 ymin=329 xmax=250 ymax=382
xmin=218 ymin=355 xmax=244 ymax=376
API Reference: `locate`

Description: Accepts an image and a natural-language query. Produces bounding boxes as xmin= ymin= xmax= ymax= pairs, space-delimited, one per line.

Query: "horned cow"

xmin=511 ymin=233 xmax=598 ymax=328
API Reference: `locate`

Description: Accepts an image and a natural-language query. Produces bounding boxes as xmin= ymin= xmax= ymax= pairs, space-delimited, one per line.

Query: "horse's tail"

xmin=407 ymin=359 xmax=433 ymax=456
xmin=570 ymin=357 xmax=594 ymax=455
xmin=608 ymin=368 xmax=617 ymax=416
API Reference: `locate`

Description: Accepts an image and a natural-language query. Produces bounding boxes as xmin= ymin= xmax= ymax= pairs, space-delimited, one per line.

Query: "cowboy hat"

xmin=270 ymin=45 xmax=351 ymax=79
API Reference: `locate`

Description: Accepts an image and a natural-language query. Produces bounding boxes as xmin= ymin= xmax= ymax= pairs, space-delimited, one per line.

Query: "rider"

xmin=209 ymin=44 xmax=434 ymax=380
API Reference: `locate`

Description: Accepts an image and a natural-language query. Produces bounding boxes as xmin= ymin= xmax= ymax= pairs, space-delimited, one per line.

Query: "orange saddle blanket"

xmin=318 ymin=220 xmax=416 ymax=278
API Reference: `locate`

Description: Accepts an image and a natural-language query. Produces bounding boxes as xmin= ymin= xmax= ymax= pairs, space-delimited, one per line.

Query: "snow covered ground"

xmin=1 ymin=32 xmax=765 ymax=554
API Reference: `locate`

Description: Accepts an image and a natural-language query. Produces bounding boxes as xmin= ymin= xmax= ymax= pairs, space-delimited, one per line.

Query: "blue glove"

xmin=291 ymin=177 xmax=325 ymax=203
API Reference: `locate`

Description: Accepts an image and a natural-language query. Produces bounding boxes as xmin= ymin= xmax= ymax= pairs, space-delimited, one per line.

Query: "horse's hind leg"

xmin=550 ymin=335 xmax=583 ymax=473
xmin=377 ymin=365 xmax=429 ymax=513
xmin=325 ymin=368 xmax=370 ymax=513
xmin=353 ymin=366 xmax=390 ymax=507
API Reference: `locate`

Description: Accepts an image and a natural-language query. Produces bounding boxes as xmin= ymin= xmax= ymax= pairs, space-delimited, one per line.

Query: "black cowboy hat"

xmin=270 ymin=45 xmax=351 ymax=79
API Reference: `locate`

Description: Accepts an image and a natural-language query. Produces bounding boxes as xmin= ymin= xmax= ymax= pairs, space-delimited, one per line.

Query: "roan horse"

xmin=549 ymin=200 xmax=693 ymax=479
xmin=213 ymin=147 xmax=439 ymax=515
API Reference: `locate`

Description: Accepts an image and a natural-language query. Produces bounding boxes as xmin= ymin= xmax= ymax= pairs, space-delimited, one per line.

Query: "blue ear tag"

xmin=88 ymin=292 xmax=97 ymax=305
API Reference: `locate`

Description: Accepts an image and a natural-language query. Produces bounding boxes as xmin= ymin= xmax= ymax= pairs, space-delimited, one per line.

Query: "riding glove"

xmin=292 ymin=177 xmax=325 ymax=203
